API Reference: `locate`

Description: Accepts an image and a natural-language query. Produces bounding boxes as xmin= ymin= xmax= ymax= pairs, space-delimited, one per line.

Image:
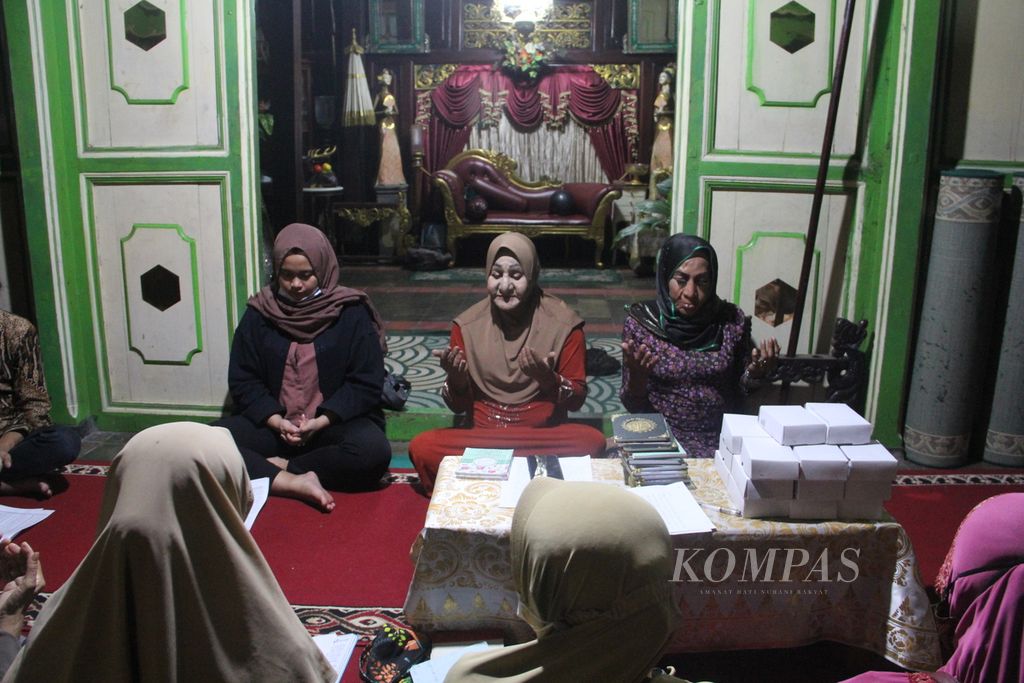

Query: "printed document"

xmin=628 ymin=482 xmax=716 ymax=535
xmin=243 ymin=477 xmax=270 ymax=531
xmin=0 ymin=505 xmax=53 ymax=540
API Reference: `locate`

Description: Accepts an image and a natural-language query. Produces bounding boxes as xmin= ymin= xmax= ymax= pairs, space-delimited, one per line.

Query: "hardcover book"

xmin=455 ymin=448 xmax=515 ymax=480
xmin=612 ymin=413 xmax=673 ymax=445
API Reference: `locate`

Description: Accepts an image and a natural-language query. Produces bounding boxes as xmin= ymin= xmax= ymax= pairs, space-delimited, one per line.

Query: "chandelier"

xmin=497 ymin=0 xmax=554 ymax=25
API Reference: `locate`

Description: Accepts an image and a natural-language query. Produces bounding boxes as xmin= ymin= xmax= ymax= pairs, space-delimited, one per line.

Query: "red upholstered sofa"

xmin=433 ymin=149 xmax=621 ymax=266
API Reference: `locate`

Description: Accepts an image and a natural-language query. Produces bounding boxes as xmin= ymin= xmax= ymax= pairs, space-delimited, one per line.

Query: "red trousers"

xmin=409 ymin=423 xmax=607 ymax=494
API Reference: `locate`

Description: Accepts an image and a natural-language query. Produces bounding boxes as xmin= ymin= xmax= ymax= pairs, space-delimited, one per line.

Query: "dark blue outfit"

xmin=0 ymin=310 xmax=79 ymax=483
xmin=215 ymin=304 xmax=391 ymax=491
xmin=3 ymin=426 xmax=81 ymax=482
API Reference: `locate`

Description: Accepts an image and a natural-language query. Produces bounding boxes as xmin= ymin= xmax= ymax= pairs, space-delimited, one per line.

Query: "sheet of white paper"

xmin=243 ymin=478 xmax=270 ymax=531
xmin=627 ymin=482 xmax=716 ymax=536
xmin=0 ymin=504 xmax=53 ymax=540
xmin=312 ymin=632 xmax=359 ymax=683
xmin=498 ymin=456 xmax=592 ymax=508
xmin=410 ymin=641 xmax=494 ymax=683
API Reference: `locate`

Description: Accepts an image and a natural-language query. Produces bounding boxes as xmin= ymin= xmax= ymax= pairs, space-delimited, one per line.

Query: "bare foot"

xmin=270 ymin=471 xmax=335 ymax=512
xmin=267 ymin=456 xmax=288 ymax=469
xmin=0 ymin=477 xmax=53 ymax=499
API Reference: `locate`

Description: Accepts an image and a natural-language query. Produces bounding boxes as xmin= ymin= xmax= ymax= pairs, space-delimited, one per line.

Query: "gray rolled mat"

xmin=983 ymin=172 xmax=1024 ymax=466
xmin=904 ymin=169 xmax=1003 ymax=467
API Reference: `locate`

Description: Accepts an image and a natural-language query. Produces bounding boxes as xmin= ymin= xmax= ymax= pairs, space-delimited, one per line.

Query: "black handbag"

xmin=381 ymin=372 xmax=411 ymax=410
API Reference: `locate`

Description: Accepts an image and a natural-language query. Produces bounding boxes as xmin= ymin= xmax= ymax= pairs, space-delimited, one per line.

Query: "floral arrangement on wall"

xmin=501 ymin=35 xmax=551 ymax=81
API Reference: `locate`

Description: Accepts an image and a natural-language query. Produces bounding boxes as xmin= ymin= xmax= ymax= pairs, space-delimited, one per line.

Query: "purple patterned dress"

xmin=620 ymin=305 xmax=751 ymax=457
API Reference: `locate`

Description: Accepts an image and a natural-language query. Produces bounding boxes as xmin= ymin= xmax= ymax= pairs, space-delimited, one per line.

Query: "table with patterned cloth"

xmin=403 ymin=458 xmax=941 ymax=671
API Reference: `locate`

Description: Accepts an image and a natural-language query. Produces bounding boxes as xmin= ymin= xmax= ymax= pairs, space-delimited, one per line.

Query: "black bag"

xmin=381 ymin=372 xmax=411 ymax=410
xmin=585 ymin=347 xmax=621 ymax=376
xmin=404 ymin=247 xmax=452 ymax=271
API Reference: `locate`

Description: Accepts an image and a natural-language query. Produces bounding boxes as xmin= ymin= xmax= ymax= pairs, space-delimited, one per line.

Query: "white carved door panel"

xmin=87 ymin=180 xmax=233 ymax=412
xmin=682 ymin=0 xmax=874 ymax=354
xmin=11 ymin=0 xmax=257 ymax=422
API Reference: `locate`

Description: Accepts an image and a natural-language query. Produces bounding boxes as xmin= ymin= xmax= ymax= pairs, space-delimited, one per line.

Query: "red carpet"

xmin=885 ymin=482 xmax=1024 ymax=585
xmin=252 ymin=476 xmax=428 ymax=606
xmin=13 ymin=466 xmax=1024 ymax=600
xmin=9 ymin=465 xmax=428 ymax=607
xmin=9 ymin=463 xmax=1024 ymax=682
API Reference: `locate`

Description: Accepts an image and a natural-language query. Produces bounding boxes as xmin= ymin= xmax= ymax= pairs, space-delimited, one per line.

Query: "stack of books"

xmin=611 ymin=413 xmax=689 ymax=487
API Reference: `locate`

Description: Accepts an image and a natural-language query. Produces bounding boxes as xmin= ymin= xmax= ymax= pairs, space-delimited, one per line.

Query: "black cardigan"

xmin=227 ymin=304 xmax=385 ymax=428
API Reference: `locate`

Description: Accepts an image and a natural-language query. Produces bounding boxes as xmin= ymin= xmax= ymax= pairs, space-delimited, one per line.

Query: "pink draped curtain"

xmin=417 ymin=65 xmax=638 ymax=183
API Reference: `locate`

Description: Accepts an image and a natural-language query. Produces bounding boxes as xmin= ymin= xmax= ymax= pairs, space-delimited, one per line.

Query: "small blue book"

xmin=455 ymin=448 xmax=514 ymax=480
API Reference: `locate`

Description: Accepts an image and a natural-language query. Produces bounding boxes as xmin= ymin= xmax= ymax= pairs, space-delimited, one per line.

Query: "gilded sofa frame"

xmin=433 ymin=149 xmax=622 ymax=267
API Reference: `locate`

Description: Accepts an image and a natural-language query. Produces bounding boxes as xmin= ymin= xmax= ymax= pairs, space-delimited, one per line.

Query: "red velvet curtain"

xmin=419 ymin=64 xmax=637 ymax=183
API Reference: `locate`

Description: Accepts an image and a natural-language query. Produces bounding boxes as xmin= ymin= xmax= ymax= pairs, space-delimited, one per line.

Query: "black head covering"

xmin=628 ymin=233 xmax=727 ymax=351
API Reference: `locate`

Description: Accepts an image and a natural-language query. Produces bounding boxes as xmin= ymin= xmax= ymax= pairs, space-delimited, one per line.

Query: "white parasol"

xmin=342 ymin=29 xmax=375 ymax=127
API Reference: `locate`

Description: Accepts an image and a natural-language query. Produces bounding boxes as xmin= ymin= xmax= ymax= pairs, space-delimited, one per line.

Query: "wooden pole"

xmin=787 ymin=0 xmax=858 ymax=357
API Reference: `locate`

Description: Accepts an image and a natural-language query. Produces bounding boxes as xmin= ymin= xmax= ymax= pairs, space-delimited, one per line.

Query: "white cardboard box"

xmin=790 ymin=499 xmax=839 ymax=520
xmin=841 ymin=443 xmax=898 ymax=481
xmin=805 ymin=402 xmax=873 ymax=444
xmin=731 ymin=460 xmax=793 ymax=517
xmin=758 ymin=405 xmax=828 ymax=446
xmin=731 ymin=453 xmax=793 ymax=499
xmin=837 ymin=499 xmax=886 ymax=521
xmin=739 ymin=496 xmax=792 ymax=519
xmin=720 ymin=413 xmax=771 ymax=454
xmin=718 ymin=438 xmax=735 ymax=469
xmin=796 ymin=478 xmax=846 ymax=501
xmin=723 ymin=468 xmax=743 ymax=508
xmin=844 ymin=479 xmax=893 ymax=501
xmin=794 ymin=444 xmax=850 ymax=480
xmin=714 ymin=449 xmax=731 ymax=488
xmin=740 ymin=438 xmax=800 ymax=480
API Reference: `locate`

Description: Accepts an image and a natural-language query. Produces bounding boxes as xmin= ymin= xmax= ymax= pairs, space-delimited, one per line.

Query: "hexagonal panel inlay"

xmin=755 ymin=278 xmax=798 ymax=327
xmin=140 ymin=264 xmax=181 ymax=311
xmin=125 ymin=1 xmax=167 ymax=52
xmin=770 ymin=2 xmax=815 ymax=54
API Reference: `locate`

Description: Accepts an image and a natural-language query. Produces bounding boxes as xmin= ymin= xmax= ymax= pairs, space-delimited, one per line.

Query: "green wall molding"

xmin=706 ymin=0 xmax=873 ymax=158
xmin=734 ymin=230 xmax=820 ymax=353
xmin=6 ymin=0 xmax=256 ymax=429
xmin=118 ymin=223 xmax=203 ymax=365
xmin=678 ymin=0 xmax=939 ymax=446
xmin=71 ymin=0 xmax=225 ymax=152
xmin=745 ymin=0 xmax=836 ymax=108
xmin=104 ymin=0 xmax=191 ymax=105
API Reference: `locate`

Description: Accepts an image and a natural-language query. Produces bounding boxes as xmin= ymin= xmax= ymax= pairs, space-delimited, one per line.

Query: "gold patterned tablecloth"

xmin=403 ymin=458 xmax=941 ymax=670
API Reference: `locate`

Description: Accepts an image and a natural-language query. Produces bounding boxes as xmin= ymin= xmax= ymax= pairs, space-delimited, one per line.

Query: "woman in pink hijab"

xmin=842 ymin=492 xmax=1024 ymax=683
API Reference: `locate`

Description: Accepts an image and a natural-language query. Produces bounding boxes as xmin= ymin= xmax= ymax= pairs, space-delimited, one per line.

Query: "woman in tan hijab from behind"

xmin=445 ymin=477 xmax=686 ymax=683
xmin=2 ymin=422 xmax=335 ymax=682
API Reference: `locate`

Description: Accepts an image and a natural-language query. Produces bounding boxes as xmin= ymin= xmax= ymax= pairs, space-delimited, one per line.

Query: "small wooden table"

xmin=332 ymin=194 xmax=411 ymax=262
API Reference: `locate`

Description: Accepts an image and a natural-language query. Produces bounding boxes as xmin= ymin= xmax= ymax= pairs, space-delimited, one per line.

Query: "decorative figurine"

xmin=650 ymin=63 xmax=675 ymax=196
xmin=375 ymin=68 xmax=407 ymax=187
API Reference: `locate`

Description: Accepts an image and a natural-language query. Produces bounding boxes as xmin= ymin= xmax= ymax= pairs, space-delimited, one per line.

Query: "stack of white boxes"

xmin=713 ymin=403 xmax=897 ymax=521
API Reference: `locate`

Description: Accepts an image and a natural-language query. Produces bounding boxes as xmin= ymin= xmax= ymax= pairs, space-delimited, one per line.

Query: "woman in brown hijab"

xmin=2 ymin=422 xmax=336 ymax=682
xmin=444 ymin=477 xmax=682 ymax=682
xmin=215 ymin=223 xmax=391 ymax=511
xmin=409 ymin=232 xmax=606 ymax=494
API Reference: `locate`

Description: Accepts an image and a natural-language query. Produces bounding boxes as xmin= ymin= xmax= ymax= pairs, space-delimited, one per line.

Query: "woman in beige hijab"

xmin=409 ymin=232 xmax=607 ymax=494
xmin=445 ymin=477 xmax=682 ymax=682
xmin=2 ymin=422 xmax=336 ymax=682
